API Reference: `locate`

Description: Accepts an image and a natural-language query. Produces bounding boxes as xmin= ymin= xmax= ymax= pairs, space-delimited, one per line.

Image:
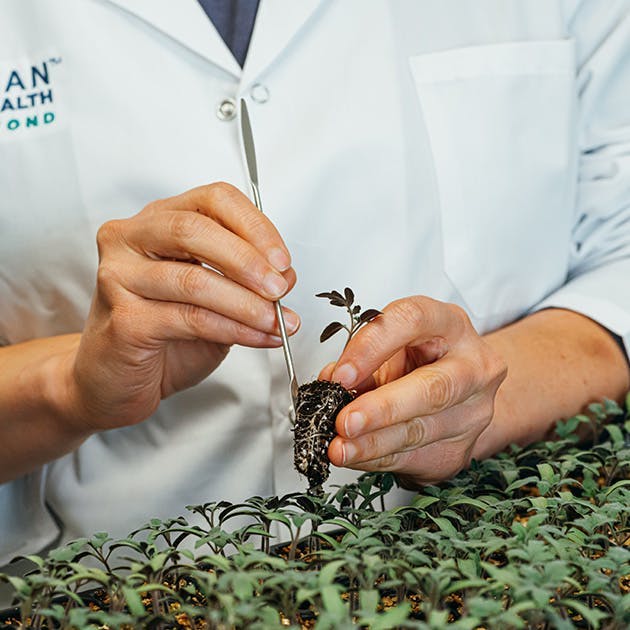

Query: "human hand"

xmin=65 ymin=182 xmax=299 ymax=432
xmin=319 ymin=296 xmax=507 ymax=486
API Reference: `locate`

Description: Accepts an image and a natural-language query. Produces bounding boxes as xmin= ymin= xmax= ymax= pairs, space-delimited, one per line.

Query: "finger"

xmin=331 ymin=427 xmax=479 ymax=483
xmin=116 ymin=298 xmax=285 ymax=349
xmin=335 ymin=354 xmax=482 ymax=440
xmin=330 ymin=396 xmax=490 ymax=468
xmin=318 ymin=362 xmax=377 ymax=394
xmin=113 ymin=210 xmax=292 ymax=301
xmin=118 ymin=256 xmax=300 ymax=336
xmin=146 ymin=182 xmax=292 ymax=270
xmin=331 ymin=296 xmax=469 ymax=389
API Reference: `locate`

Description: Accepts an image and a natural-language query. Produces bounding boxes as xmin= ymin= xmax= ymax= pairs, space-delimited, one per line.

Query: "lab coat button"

xmin=250 ymin=83 xmax=270 ymax=104
xmin=216 ymin=98 xmax=237 ymax=121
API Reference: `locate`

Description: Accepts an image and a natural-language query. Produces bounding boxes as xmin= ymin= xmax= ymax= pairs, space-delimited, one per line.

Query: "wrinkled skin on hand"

xmin=320 ymin=296 xmax=507 ymax=486
xmin=67 ymin=183 xmax=300 ymax=432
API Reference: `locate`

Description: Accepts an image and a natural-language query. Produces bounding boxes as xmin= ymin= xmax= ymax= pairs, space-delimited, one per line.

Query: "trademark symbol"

xmin=49 ymin=57 xmax=62 ymax=65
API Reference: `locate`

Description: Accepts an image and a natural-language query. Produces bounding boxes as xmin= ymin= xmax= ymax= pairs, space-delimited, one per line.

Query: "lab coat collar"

xmin=103 ymin=0 xmax=242 ymax=78
xmin=102 ymin=0 xmax=324 ymax=86
xmin=239 ymin=0 xmax=324 ymax=89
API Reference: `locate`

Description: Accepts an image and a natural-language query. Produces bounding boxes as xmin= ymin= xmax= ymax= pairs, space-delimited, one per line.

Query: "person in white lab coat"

xmin=1 ymin=0 xmax=629 ymax=562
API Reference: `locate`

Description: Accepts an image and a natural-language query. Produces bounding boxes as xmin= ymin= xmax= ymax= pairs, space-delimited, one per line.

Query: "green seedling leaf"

xmin=536 ymin=462 xmax=555 ymax=482
xmin=560 ymin=598 xmax=608 ymax=627
xmin=320 ymin=584 xmax=346 ymax=617
xmin=121 ymin=585 xmax=146 ymax=617
xmin=359 ymin=588 xmax=379 ymax=613
xmin=412 ymin=495 xmax=440 ymax=509
xmin=604 ymin=478 xmax=630 ymax=496
xmin=324 ymin=518 xmax=359 ymax=537
xmin=604 ymin=423 xmax=625 ymax=447
xmin=371 ymin=602 xmax=411 ymax=628
xmin=429 ymin=515 xmax=458 ymax=537
xmin=318 ymin=559 xmax=346 ymax=586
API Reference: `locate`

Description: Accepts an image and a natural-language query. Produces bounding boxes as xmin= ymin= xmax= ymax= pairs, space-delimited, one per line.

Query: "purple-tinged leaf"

xmin=344 ymin=287 xmax=355 ymax=306
xmin=358 ymin=309 xmax=383 ymax=324
xmin=320 ymin=321 xmax=345 ymax=343
xmin=316 ymin=290 xmax=346 ymax=307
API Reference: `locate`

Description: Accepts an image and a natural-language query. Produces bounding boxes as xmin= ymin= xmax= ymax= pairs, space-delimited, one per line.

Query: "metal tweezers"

xmin=240 ymin=98 xmax=299 ymax=419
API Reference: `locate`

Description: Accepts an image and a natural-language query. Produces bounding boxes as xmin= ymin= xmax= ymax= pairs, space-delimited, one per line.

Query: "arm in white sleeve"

xmin=534 ymin=2 xmax=630 ymax=357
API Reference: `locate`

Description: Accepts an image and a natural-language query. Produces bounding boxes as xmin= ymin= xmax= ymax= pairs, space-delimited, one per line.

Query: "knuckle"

xmin=168 ymin=212 xmax=201 ymax=244
xmin=96 ymin=262 xmax=122 ymax=295
xmin=141 ymin=198 xmax=166 ymax=215
xmin=210 ymin=180 xmax=239 ymax=197
xmin=404 ymin=417 xmax=425 ymax=448
xmin=447 ymin=302 xmax=472 ymax=336
xmin=179 ymin=303 xmax=208 ymax=334
xmin=374 ymin=453 xmax=397 ymax=471
xmin=178 ymin=265 xmax=208 ymax=297
xmin=206 ymin=181 xmax=241 ymax=207
xmin=236 ymin=244 xmax=264 ymax=279
xmin=422 ymin=369 xmax=456 ymax=410
xmin=447 ymin=302 xmax=469 ymax=323
xmin=96 ymin=220 xmax=123 ymax=254
xmin=389 ymin=296 xmax=427 ymax=328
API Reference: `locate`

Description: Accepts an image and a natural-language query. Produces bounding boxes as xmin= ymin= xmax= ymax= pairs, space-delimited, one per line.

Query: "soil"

xmin=293 ymin=380 xmax=354 ymax=494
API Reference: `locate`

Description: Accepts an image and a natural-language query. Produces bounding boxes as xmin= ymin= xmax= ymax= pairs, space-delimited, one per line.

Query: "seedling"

xmin=316 ymin=287 xmax=382 ymax=351
xmin=2 ymin=409 xmax=629 ymax=629
xmin=293 ymin=288 xmax=382 ymax=495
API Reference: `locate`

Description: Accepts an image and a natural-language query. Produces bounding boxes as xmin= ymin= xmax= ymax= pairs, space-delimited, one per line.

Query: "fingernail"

xmin=344 ymin=411 xmax=365 ymax=438
xmin=267 ymin=248 xmax=291 ymax=272
xmin=283 ymin=310 xmax=300 ymax=334
xmin=342 ymin=441 xmax=357 ymax=465
xmin=263 ymin=272 xmax=288 ymax=298
xmin=333 ymin=363 xmax=357 ymax=388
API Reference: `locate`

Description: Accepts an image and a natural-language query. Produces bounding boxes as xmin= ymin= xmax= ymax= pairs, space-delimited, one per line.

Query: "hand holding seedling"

xmin=319 ymin=295 xmax=507 ymax=485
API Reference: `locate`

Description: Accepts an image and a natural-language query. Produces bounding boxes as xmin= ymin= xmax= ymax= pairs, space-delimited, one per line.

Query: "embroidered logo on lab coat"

xmin=0 ymin=52 xmax=64 ymax=140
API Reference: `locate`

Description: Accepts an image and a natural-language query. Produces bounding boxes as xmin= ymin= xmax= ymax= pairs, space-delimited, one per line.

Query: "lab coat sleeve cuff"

xmin=0 ymin=468 xmax=59 ymax=566
xmin=529 ymin=258 xmax=630 ymax=360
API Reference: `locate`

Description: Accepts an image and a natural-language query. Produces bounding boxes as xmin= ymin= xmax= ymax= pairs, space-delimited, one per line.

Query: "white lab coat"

xmin=1 ymin=0 xmax=629 ymax=564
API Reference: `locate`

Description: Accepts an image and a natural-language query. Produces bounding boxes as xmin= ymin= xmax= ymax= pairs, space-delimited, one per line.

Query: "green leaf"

xmin=318 ymin=559 xmax=346 ymax=586
xmin=604 ymin=478 xmax=630 ymax=496
xmin=359 ymin=588 xmax=379 ymax=613
xmin=560 ymin=598 xmax=608 ymax=626
xmin=121 ymin=585 xmax=146 ymax=617
xmin=232 ymin=573 xmax=254 ymax=600
xmin=320 ymin=584 xmax=346 ymax=616
xmin=505 ymin=475 xmax=540 ymax=493
xmin=448 ymin=496 xmax=489 ymax=511
xmin=604 ymin=423 xmax=625 ymax=447
xmin=429 ymin=515 xmax=458 ymax=537
xmin=412 ymin=495 xmax=440 ymax=509
xmin=536 ymin=462 xmax=555 ymax=482
xmin=371 ymin=602 xmax=411 ymax=629
xmin=325 ymin=518 xmax=359 ymax=537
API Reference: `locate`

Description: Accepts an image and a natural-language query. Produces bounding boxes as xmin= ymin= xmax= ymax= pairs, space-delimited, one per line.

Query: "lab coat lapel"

xmin=102 ymin=0 xmax=242 ymax=78
xmin=240 ymin=0 xmax=324 ymax=88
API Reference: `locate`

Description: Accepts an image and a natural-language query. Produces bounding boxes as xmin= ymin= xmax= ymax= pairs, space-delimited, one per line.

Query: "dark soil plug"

xmin=294 ymin=380 xmax=354 ymax=494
